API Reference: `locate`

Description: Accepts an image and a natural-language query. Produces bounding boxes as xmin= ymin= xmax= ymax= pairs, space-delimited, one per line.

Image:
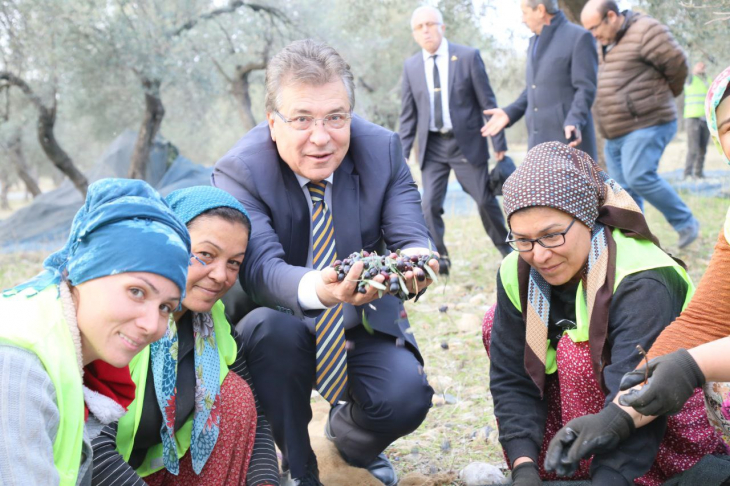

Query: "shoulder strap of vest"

xmin=499 ymin=252 xmax=522 ymax=312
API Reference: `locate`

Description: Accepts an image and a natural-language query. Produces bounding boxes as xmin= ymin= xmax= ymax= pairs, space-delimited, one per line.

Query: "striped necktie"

xmin=307 ymin=181 xmax=348 ymax=405
xmin=431 ymin=55 xmax=444 ymax=131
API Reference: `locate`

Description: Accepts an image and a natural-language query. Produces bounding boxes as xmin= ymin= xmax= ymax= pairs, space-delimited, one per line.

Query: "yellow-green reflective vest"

xmin=499 ymin=228 xmax=695 ymax=374
xmin=115 ymin=300 xmax=237 ymax=477
xmin=0 ymin=285 xmax=85 ymax=486
xmin=684 ymin=75 xmax=709 ymax=119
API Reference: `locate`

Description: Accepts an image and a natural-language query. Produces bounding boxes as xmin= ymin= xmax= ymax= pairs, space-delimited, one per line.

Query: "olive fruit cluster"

xmin=331 ymin=250 xmax=438 ymax=301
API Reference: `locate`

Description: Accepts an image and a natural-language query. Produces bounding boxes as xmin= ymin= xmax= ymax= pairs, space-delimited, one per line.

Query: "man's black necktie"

xmin=432 ymin=55 xmax=444 ymax=131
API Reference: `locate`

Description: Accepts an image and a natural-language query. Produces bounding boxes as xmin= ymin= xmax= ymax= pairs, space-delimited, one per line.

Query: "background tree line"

xmin=0 ymin=0 xmax=727 ymax=205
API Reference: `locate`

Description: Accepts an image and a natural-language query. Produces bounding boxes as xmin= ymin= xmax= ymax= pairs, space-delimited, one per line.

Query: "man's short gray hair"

xmin=264 ymin=39 xmax=355 ymax=113
xmin=410 ymin=6 xmax=444 ymax=29
xmin=524 ymin=0 xmax=560 ymax=15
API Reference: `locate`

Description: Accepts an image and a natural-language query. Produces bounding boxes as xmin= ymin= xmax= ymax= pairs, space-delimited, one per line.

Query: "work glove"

xmin=510 ymin=461 xmax=542 ymax=486
xmin=544 ymin=403 xmax=634 ymax=477
xmin=619 ymin=348 xmax=705 ymax=416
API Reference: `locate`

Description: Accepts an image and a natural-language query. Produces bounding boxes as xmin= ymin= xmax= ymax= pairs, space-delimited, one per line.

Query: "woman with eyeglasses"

xmin=482 ymin=142 xmax=723 ymax=486
xmin=544 ymin=66 xmax=730 ymax=484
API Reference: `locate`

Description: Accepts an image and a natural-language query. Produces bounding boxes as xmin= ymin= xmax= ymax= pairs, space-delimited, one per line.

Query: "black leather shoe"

xmin=324 ymin=410 xmax=398 ymax=485
xmin=363 ymin=453 xmax=398 ymax=486
xmin=437 ymin=256 xmax=450 ymax=275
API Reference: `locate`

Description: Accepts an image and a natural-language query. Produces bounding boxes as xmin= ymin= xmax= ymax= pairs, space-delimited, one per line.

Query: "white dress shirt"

xmin=423 ymin=39 xmax=453 ymax=132
xmin=295 ymin=173 xmax=336 ymax=311
xmin=295 ymin=173 xmax=433 ymax=312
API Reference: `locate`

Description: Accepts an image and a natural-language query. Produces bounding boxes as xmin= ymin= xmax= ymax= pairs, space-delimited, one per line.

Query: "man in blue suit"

xmin=212 ymin=40 xmax=436 ymax=486
xmin=483 ymin=0 xmax=598 ymax=160
xmin=399 ymin=6 xmax=512 ymax=267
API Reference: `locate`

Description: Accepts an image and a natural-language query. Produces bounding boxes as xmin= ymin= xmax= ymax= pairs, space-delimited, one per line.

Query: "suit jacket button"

xmin=534 ymin=107 xmax=538 ymax=112
xmin=531 ymin=84 xmax=536 ymax=89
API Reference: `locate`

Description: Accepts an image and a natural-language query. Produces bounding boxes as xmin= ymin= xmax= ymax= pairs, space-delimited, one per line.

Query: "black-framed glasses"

xmin=506 ymin=218 xmax=577 ymax=252
xmin=274 ymin=111 xmax=352 ymax=131
xmin=585 ymin=12 xmax=608 ymax=32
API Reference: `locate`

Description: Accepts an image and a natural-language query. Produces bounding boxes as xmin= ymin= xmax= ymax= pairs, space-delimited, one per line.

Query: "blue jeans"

xmin=604 ymin=120 xmax=695 ymax=231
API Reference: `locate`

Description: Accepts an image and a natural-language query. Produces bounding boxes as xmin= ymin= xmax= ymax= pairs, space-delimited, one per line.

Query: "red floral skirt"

xmin=482 ymin=305 xmax=724 ymax=485
xmin=146 ymin=372 xmax=258 ymax=486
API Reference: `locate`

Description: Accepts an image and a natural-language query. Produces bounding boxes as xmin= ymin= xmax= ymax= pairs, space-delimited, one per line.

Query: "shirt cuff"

xmin=297 ymin=270 xmax=333 ymax=311
xmin=400 ymin=246 xmax=437 ymax=257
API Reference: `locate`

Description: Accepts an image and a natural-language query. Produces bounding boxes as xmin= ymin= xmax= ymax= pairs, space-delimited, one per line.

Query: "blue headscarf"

xmin=165 ymin=185 xmax=250 ymax=227
xmin=4 ymin=178 xmax=191 ymax=299
xmin=152 ymin=185 xmax=250 ymax=475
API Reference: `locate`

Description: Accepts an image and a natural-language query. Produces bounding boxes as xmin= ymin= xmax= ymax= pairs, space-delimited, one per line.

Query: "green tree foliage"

xmin=3 ymin=0 xmax=722 ymax=193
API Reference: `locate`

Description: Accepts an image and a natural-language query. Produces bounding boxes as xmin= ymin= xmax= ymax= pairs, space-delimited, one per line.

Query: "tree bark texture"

xmin=559 ymin=0 xmax=588 ymax=24
xmin=0 ymin=167 xmax=9 ymax=210
xmin=8 ymin=130 xmax=41 ymax=197
xmin=0 ymin=71 xmax=88 ymax=196
xmin=232 ymin=63 xmax=264 ymax=131
xmin=128 ymin=78 xmax=165 ymax=180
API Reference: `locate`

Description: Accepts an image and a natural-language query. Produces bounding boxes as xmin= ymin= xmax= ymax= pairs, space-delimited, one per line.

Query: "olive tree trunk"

xmin=231 ymin=63 xmax=265 ymax=131
xmin=128 ymin=77 xmax=165 ymax=180
xmin=0 ymin=71 xmax=88 ymax=196
xmin=8 ymin=130 xmax=41 ymax=197
xmin=559 ymin=0 xmax=589 ymax=24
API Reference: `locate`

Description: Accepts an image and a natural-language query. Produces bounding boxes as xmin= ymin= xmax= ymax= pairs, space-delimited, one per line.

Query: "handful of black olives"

xmin=331 ymin=249 xmax=438 ymax=301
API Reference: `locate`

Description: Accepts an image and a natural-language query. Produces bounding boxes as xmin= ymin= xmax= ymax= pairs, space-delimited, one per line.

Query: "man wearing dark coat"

xmin=399 ymin=6 xmax=512 ymax=268
xmin=212 ymin=40 xmax=436 ymax=486
xmin=483 ymin=0 xmax=598 ymax=160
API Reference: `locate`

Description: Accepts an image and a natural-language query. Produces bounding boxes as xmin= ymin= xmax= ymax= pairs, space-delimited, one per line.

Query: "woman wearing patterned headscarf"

xmin=90 ymin=186 xmax=279 ymax=486
xmin=483 ymin=142 xmax=724 ymax=486
xmin=0 ymin=178 xmax=191 ymax=486
xmin=548 ymin=66 xmax=730 ymax=482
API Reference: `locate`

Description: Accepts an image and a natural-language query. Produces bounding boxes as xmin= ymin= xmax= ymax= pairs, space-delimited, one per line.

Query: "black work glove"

xmin=511 ymin=461 xmax=542 ymax=486
xmin=544 ymin=403 xmax=635 ymax=477
xmin=618 ymin=348 xmax=705 ymax=416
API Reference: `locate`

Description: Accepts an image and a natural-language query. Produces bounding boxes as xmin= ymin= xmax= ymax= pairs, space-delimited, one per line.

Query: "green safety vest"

xmin=115 ymin=300 xmax=237 ymax=477
xmin=499 ymin=228 xmax=695 ymax=374
xmin=684 ymin=75 xmax=709 ymax=119
xmin=0 ymin=285 xmax=85 ymax=486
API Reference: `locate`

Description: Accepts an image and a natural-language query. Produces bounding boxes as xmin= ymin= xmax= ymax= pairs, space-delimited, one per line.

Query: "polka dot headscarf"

xmin=503 ymin=142 xmax=608 ymax=230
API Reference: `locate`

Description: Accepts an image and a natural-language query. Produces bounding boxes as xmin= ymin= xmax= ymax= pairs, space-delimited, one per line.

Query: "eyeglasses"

xmin=585 ymin=13 xmax=608 ymax=33
xmin=412 ymin=21 xmax=441 ymax=32
xmin=274 ymin=111 xmax=351 ymax=131
xmin=506 ymin=218 xmax=577 ymax=252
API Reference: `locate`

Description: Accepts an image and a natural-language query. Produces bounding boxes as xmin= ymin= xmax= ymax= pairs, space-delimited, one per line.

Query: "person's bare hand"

xmin=315 ymin=261 xmax=386 ymax=307
xmin=495 ymin=151 xmax=506 ymax=161
xmin=564 ymin=125 xmax=582 ymax=148
xmin=482 ymin=108 xmax=510 ymax=137
xmin=400 ymin=255 xmax=440 ymax=295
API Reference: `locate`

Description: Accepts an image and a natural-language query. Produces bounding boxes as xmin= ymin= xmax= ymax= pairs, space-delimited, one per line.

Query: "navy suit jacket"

xmin=398 ymin=41 xmax=507 ymax=169
xmin=212 ymin=116 xmax=432 ymax=360
xmin=503 ymin=11 xmax=598 ymax=160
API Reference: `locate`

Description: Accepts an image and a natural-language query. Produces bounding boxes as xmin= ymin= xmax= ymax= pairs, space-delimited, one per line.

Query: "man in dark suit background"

xmin=398 ymin=6 xmax=512 ymax=268
xmin=482 ymin=0 xmax=598 ymax=160
xmin=212 ymin=40 xmax=436 ymax=486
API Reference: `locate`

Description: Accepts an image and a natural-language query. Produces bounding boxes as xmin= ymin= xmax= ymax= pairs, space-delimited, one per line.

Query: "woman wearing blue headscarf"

xmin=0 ymin=178 xmax=191 ymax=486
xmin=91 ymin=186 xmax=279 ymax=486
